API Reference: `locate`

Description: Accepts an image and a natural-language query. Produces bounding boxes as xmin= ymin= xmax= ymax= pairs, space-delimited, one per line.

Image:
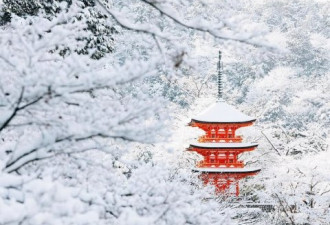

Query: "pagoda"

xmin=188 ymin=51 xmax=260 ymax=196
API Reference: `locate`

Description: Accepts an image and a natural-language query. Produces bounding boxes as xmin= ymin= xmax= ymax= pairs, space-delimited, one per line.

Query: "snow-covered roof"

xmin=189 ymin=142 xmax=258 ymax=149
xmin=193 ymin=167 xmax=261 ymax=173
xmin=191 ymin=100 xmax=255 ymax=124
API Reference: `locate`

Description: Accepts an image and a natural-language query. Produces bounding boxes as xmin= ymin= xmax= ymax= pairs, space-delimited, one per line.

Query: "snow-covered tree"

xmin=0 ymin=0 xmax=278 ymax=224
xmin=1 ymin=0 xmax=328 ymax=224
xmin=0 ymin=0 xmax=116 ymax=59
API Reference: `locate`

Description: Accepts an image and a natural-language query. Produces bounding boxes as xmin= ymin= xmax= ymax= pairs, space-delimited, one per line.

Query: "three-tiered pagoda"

xmin=188 ymin=51 xmax=260 ymax=196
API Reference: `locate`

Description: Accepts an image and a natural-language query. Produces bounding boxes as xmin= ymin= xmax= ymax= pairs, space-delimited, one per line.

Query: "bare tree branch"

xmin=273 ymin=193 xmax=296 ymax=225
xmin=140 ymin=0 xmax=274 ymax=49
xmin=94 ymin=0 xmax=172 ymax=40
xmin=5 ymin=133 xmax=143 ymax=173
xmin=261 ymin=130 xmax=281 ymax=156
xmin=0 ymin=87 xmax=25 ymax=132
xmin=0 ymin=89 xmax=45 ymax=132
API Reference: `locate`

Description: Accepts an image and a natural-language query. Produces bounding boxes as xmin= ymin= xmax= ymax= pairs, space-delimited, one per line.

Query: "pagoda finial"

xmin=217 ymin=50 xmax=224 ymax=102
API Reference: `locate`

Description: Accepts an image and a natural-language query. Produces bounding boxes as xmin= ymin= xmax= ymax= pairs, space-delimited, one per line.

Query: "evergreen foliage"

xmin=0 ymin=0 xmax=115 ymax=59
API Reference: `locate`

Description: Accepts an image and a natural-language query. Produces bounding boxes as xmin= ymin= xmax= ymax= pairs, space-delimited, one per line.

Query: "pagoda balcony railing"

xmin=197 ymin=161 xmax=244 ymax=168
xmin=198 ymin=135 xmax=243 ymax=143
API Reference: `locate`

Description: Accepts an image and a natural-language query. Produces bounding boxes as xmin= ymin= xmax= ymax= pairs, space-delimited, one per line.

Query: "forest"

xmin=0 ymin=0 xmax=329 ymax=224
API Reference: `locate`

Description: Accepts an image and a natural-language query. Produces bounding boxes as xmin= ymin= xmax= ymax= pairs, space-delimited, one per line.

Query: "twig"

xmin=140 ymin=0 xmax=275 ymax=49
xmin=0 ymin=87 xmax=25 ymax=132
xmin=261 ymin=130 xmax=281 ymax=156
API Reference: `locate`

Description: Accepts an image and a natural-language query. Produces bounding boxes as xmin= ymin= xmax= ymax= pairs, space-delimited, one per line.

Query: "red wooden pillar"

xmin=235 ymin=181 xmax=240 ymax=196
xmin=215 ymin=126 xmax=219 ymax=140
xmin=224 ymin=127 xmax=228 ymax=139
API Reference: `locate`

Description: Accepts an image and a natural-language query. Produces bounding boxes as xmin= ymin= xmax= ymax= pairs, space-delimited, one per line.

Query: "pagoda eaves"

xmin=190 ymin=101 xmax=255 ymax=124
xmin=193 ymin=167 xmax=261 ymax=173
xmin=189 ymin=142 xmax=258 ymax=149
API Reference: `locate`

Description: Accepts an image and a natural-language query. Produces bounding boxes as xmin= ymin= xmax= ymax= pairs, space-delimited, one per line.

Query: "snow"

xmin=0 ymin=0 xmax=329 ymax=224
xmin=189 ymin=142 xmax=258 ymax=149
xmin=0 ymin=109 xmax=12 ymax=125
xmin=191 ymin=100 xmax=255 ymax=123
xmin=193 ymin=167 xmax=261 ymax=173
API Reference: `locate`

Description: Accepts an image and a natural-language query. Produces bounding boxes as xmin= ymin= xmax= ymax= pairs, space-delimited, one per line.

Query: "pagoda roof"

xmin=189 ymin=142 xmax=258 ymax=149
xmin=191 ymin=100 xmax=255 ymax=124
xmin=193 ymin=167 xmax=261 ymax=173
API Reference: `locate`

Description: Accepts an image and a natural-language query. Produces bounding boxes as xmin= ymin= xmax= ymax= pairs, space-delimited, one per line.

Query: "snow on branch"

xmin=95 ymin=0 xmax=278 ymax=51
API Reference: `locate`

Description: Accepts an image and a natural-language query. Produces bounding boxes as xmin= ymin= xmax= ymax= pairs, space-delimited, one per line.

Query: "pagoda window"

xmin=218 ymin=128 xmax=225 ymax=138
xmin=228 ymin=153 xmax=234 ymax=164
xmin=218 ymin=128 xmax=225 ymax=133
xmin=210 ymin=153 xmax=215 ymax=163
xmin=217 ymin=153 xmax=225 ymax=164
xmin=228 ymin=129 xmax=232 ymax=138
xmin=225 ymin=153 xmax=230 ymax=165
xmin=218 ymin=153 xmax=226 ymax=158
xmin=211 ymin=129 xmax=215 ymax=138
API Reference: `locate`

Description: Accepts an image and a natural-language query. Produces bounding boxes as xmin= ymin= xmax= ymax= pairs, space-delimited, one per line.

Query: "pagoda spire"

xmin=217 ymin=50 xmax=224 ymax=102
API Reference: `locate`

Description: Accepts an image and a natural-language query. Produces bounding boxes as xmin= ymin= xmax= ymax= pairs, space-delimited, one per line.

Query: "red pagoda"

xmin=188 ymin=51 xmax=260 ymax=196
